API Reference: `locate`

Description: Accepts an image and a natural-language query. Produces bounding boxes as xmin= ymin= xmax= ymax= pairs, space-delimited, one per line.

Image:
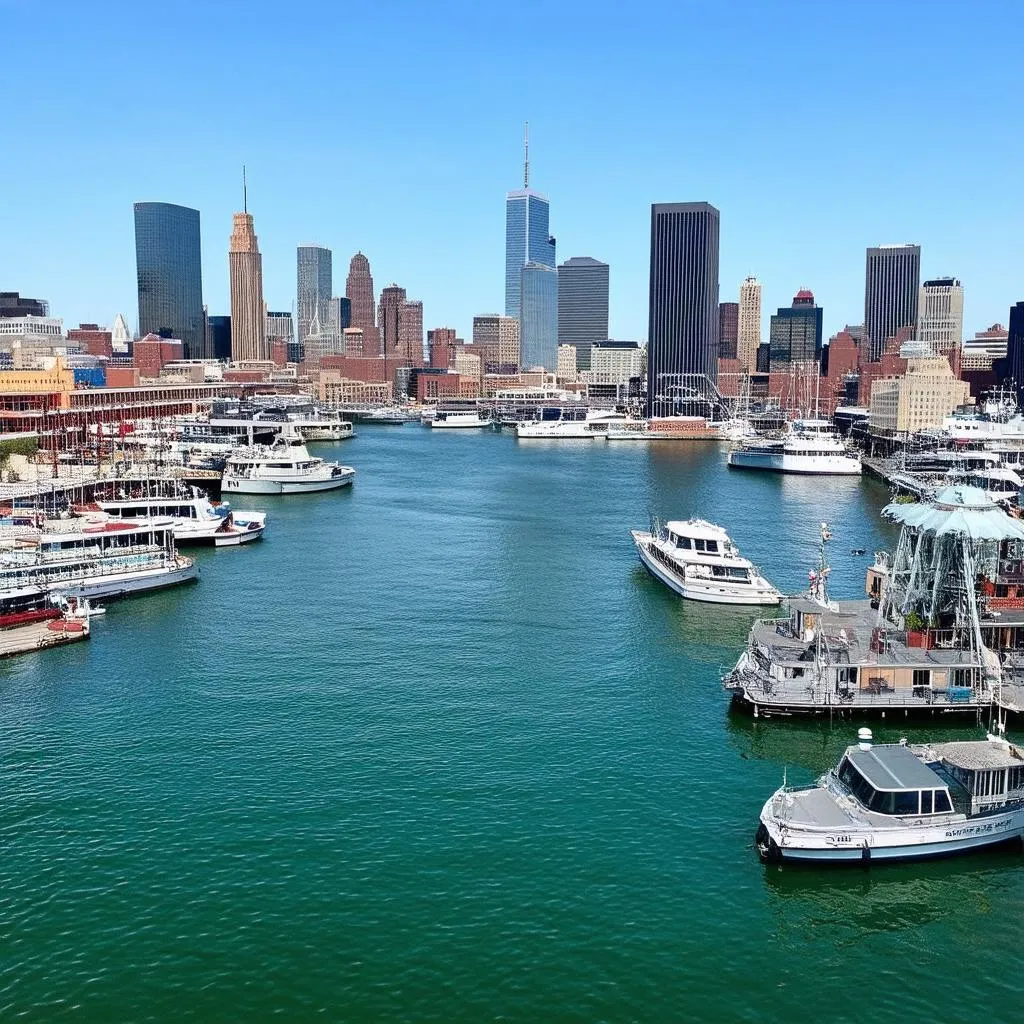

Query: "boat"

xmin=222 ymin=425 xmax=355 ymax=495
xmin=604 ymin=416 xmax=723 ymax=441
xmin=631 ymin=518 xmax=781 ymax=605
xmin=0 ymin=587 xmax=92 ymax=657
xmin=515 ymin=409 xmax=629 ymax=439
xmin=0 ymin=518 xmax=198 ymax=600
xmin=727 ymin=419 xmax=862 ymax=475
xmin=756 ymin=727 xmax=1024 ymax=864
xmin=88 ymin=493 xmax=266 ymax=546
xmin=430 ymin=410 xmax=491 ymax=429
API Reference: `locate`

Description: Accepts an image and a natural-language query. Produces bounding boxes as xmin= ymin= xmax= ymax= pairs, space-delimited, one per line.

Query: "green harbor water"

xmin=2 ymin=428 xmax=1022 ymax=1022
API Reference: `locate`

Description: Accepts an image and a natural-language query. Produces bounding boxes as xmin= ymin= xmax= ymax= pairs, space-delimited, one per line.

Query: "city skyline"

xmin=1 ymin=2 xmax=1020 ymax=346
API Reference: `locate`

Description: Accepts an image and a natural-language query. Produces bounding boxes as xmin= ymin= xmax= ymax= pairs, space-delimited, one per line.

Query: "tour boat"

xmin=727 ymin=419 xmax=862 ymax=475
xmin=515 ymin=409 xmax=630 ymax=439
xmin=0 ymin=519 xmax=198 ymax=600
xmin=604 ymin=416 xmax=723 ymax=441
xmin=222 ymin=426 xmax=355 ymax=494
xmin=631 ymin=518 xmax=781 ymax=605
xmin=756 ymin=728 xmax=1024 ymax=864
xmin=90 ymin=494 xmax=266 ymax=546
xmin=430 ymin=410 xmax=491 ymax=429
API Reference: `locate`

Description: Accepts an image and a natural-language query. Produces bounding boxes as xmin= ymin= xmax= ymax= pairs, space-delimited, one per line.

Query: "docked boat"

xmin=0 ymin=518 xmax=198 ymax=600
xmin=604 ymin=416 xmax=723 ymax=441
xmin=222 ymin=425 xmax=355 ymax=495
xmin=89 ymin=494 xmax=266 ymax=546
xmin=756 ymin=728 xmax=1024 ymax=864
xmin=430 ymin=410 xmax=491 ymax=429
xmin=631 ymin=519 xmax=781 ymax=605
xmin=515 ymin=409 xmax=629 ymax=439
xmin=0 ymin=586 xmax=92 ymax=657
xmin=727 ymin=419 xmax=862 ymax=475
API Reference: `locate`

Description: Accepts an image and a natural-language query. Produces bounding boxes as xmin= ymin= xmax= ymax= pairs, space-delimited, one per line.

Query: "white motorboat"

xmin=727 ymin=419 xmax=862 ymax=475
xmin=515 ymin=410 xmax=630 ymax=439
xmin=430 ymin=410 xmax=491 ymax=429
xmin=757 ymin=728 xmax=1024 ymax=864
xmin=222 ymin=425 xmax=355 ymax=495
xmin=631 ymin=518 xmax=781 ymax=605
xmin=88 ymin=494 xmax=266 ymax=546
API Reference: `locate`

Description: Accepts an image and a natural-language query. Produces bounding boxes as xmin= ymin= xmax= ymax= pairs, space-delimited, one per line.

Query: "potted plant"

xmin=904 ymin=611 xmax=928 ymax=648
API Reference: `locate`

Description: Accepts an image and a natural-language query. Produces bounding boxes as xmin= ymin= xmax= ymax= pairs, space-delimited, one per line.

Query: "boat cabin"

xmin=929 ymin=741 xmax=1024 ymax=814
xmin=663 ymin=520 xmax=738 ymax=559
xmin=836 ymin=744 xmax=954 ymax=816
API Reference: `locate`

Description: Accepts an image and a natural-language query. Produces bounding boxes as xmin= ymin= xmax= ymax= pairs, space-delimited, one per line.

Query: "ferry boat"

xmin=222 ymin=426 xmax=355 ymax=495
xmin=248 ymin=395 xmax=354 ymax=441
xmin=0 ymin=519 xmax=198 ymax=600
xmin=756 ymin=728 xmax=1024 ymax=864
xmin=430 ymin=410 xmax=491 ymax=429
xmin=631 ymin=519 xmax=781 ymax=605
xmin=727 ymin=419 xmax=862 ymax=475
xmin=515 ymin=410 xmax=629 ymax=439
xmin=89 ymin=494 xmax=266 ymax=546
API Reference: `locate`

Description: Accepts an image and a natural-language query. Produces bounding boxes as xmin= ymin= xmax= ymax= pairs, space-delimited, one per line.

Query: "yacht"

xmin=727 ymin=419 xmax=862 ymax=475
xmin=0 ymin=518 xmax=198 ymax=600
xmin=756 ymin=728 xmax=1024 ymax=864
xmin=515 ymin=410 xmax=629 ymax=439
xmin=631 ymin=518 xmax=781 ymax=605
xmin=430 ymin=410 xmax=491 ymax=429
xmin=222 ymin=426 xmax=355 ymax=494
xmin=89 ymin=494 xmax=266 ymax=546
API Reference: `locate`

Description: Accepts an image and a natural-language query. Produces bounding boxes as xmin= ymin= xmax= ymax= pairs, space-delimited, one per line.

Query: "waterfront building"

xmin=719 ymin=302 xmax=739 ymax=359
xmin=737 ymin=277 xmax=761 ymax=373
xmin=768 ymin=290 xmax=823 ymax=369
xmin=869 ymin=352 xmax=970 ymax=435
xmin=111 ymin=313 xmax=132 ymax=354
xmin=591 ymin=340 xmax=643 ymax=381
xmin=133 ymin=202 xmax=204 ymax=359
xmin=917 ymin=277 xmax=963 ymax=355
xmin=557 ymin=344 xmax=578 ymax=381
xmin=864 ymin=244 xmax=921 ymax=361
xmin=228 ymin=207 xmax=266 ymax=362
xmin=472 ymin=315 xmax=520 ymax=372
xmin=557 ymin=257 xmax=609 ymax=370
xmin=647 ymin=202 xmax=720 ymax=416
xmin=297 ymin=245 xmax=332 ymax=349
xmin=520 ymin=262 xmax=558 ymax=371
xmin=1008 ymin=302 xmax=1024 ymax=392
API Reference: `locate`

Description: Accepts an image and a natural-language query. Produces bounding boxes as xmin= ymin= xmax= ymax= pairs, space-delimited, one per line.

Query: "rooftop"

xmin=882 ymin=485 xmax=1024 ymax=541
xmin=664 ymin=518 xmax=730 ymax=541
xmin=929 ymin=739 xmax=1024 ymax=771
xmin=847 ymin=744 xmax=945 ymax=792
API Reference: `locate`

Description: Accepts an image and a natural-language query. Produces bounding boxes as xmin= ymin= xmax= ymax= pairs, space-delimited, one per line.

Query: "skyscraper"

xmin=917 ymin=277 xmax=964 ymax=354
xmin=737 ymin=277 xmax=761 ymax=372
xmin=328 ymin=296 xmax=351 ymax=334
xmin=399 ymin=299 xmax=424 ymax=365
xmin=472 ymin=315 xmax=520 ymax=371
xmin=505 ymin=126 xmax=555 ymax=319
xmin=557 ymin=256 xmax=609 ymax=370
xmin=718 ymin=302 xmax=739 ymax=359
xmin=265 ymin=310 xmax=295 ymax=361
xmin=768 ymin=290 xmax=824 ymax=369
xmin=378 ymin=284 xmax=406 ymax=356
xmin=428 ymin=327 xmax=457 ymax=369
xmin=520 ymin=262 xmax=558 ymax=371
xmin=228 ymin=207 xmax=265 ymax=362
xmin=297 ymin=245 xmax=332 ymax=348
xmin=647 ymin=202 xmax=720 ymax=416
xmin=133 ymin=202 xmax=204 ymax=358
xmin=346 ymin=252 xmax=377 ymax=354
xmin=1007 ymin=301 xmax=1024 ymax=393
xmin=207 ymin=315 xmax=232 ymax=360
xmin=864 ymin=244 xmax=921 ymax=361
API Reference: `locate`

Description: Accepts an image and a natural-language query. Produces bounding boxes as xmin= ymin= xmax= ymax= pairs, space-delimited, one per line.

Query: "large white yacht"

xmin=757 ymin=728 xmax=1024 ymax=864
xmin=223 ymin=426 xmax=355 ymax=495
xmin=727 ymin=419 xmax=862 ymax=475
xmin=515 ymin=409 xmax=630 ymax=439
xmin=630 ymin=518 xmax=781 ymax=605
xmin=430 ymin=410 xmax=491 ymax=429
xmin=89 ymin=494 xmax=266 ymax=546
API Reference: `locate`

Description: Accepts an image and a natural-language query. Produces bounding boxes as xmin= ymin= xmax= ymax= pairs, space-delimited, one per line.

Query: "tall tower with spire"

xmin=229 ymin=170 xmax=266 ymax=361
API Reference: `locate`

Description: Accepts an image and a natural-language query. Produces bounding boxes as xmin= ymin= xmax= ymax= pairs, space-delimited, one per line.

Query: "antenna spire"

xmin=243 ymin=165 xmax=247 ymax=213
xmin=523 ymin=121 xmax=529 ymax=189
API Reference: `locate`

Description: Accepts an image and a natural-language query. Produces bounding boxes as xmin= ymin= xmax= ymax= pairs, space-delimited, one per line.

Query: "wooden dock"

xmin=0 ymin=619 xmax=89 ymax=658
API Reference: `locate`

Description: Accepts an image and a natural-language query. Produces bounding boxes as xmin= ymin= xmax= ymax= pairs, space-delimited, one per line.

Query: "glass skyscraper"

xmin=557 ymin=256 xmax=609 ymax=370
xmin=297 ymin=245 xmax=332 ymax=348
xmin=133 ymin=202 xmax=204 ymax=358
xmin=505 ymin=189 xmax=555 ymax=319
xmin=520 ymin=262 xmax=558 ymax=371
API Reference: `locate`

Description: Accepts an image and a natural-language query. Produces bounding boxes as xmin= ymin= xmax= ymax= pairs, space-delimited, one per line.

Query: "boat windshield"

xmin=836 ymin=756 xmax=952 ymax=815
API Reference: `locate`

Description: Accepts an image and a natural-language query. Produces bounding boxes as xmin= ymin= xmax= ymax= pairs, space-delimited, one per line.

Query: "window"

xmin=912 ymin=669 xmax=931 ymax=688
xmin=675 ymin=536 xmax=692 ymax=550
xmin=921 ymin=791 xmax=933 ymax=814
xmin=694 ymin=539 xmax=706 ymax=552
xmin=893 ymin=791 xmax=919 ymax=815
xmin=705 ymin=540 xmax=719 ymax=553
xmin=934 ymin=791 xmax=952 ymax=813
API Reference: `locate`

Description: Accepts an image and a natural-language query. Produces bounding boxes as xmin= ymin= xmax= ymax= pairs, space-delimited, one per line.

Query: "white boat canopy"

xmin=882 ymin=485 xmax=1024 ymax=541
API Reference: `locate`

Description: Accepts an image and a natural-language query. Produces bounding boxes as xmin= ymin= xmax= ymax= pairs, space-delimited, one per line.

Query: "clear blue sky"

xmin=1 ymin=0 xmax=1020 ymax=344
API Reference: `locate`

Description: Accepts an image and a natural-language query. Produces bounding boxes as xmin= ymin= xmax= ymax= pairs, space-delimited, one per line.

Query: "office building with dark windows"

xmin=718 ymin=301 xmax=739 ymax=359
xmin=1007 ymin=301 xmax=1024 ymax=396
xmin=207 ymin=315 xmax=232 ymax=361
xmin=133 ymin=202 xmax=204 ymax=359
xmin=864 ymin=244 xmax=920 ymax=361
xmin=557 ymin=257 xmax=608 ymax=370
xmin=646 ymin=202 xmax=720 ymax=416
xmin=297 ymin=245 xmax=332 ymax=349
xmin=768 ymin=290 xmax=824 ymax=369
xmin=520 ymin=262 xmax=558 ymax=371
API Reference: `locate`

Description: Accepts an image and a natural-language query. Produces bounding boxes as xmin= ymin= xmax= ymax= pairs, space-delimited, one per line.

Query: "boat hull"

xmin=48 ymin=561 xmax=199 ymax=601
xmin=727 ymin=450 xmax=862 ymax=475
xmin=222 ymin=473 xmax=353 ymax=495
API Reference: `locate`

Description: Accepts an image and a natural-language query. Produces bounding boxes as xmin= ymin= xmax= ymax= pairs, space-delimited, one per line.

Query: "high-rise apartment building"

xmin=297 ymin=245 xmax=332 ymax=348
xmin=520 ymin=262 xmax=558 ymax=371
xmin=917 ymin=277 xmax=963 ymax=355
xmin=228 ymin=206 xmax=265 ymax=362
xmin=718 ymin=301 xmax=739 ymax=359
xmin=346 ymin=252 xmax=378 ymax=354
xmin=472 ymin=315 xmax=520 ymax=371
xmin=647 ymin=202 xmax=720 ymax=416
xmin=864 ymin=244 xmax=921 ymax=361
xmin=133 ymin=202 xmax=204 ymax=358
xmin=768 ymin=290 xmax=824 ymax=369
xmin=556 ymin=256 xmax=609 ymax=370
xmin=737 ymin=277 xmax=761 ymax=372
xmin=378 ymin=285 xmax=406 ymax=356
